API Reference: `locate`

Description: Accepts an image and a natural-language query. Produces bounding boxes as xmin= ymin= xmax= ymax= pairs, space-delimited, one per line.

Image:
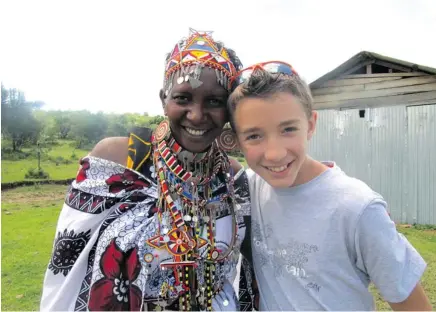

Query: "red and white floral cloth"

xmin=40 ymin=156 xmax=252 ymax=311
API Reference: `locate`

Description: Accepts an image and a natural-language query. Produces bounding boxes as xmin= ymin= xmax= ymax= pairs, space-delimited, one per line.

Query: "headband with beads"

xmin=163 ymin=28 xmax=238 ymax=96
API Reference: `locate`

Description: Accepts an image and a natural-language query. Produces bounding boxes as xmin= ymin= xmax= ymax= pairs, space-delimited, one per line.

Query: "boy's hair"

xmin=228 ymin=68 xmax=314 ymax=129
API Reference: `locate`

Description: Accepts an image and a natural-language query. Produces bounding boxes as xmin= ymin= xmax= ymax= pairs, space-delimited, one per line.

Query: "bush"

xmin=413 ymin=224 xmax=436 ymax=231
xmin=47 ymin=156 xmax=73 ymax=166
xmin=69 ymin=140 xmax=94 ymax=151
xmin=44 ymin=140 xmax=60 ymax=146
xmin=55 ymin=156 xmax=64 ymax=165
xmin=24 ymin=168 xmax=50 ymax=180
xmin=1 ymin=148 xmax=31 ymax=160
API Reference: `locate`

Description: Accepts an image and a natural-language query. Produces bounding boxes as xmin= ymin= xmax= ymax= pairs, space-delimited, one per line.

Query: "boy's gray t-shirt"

xmin=247 ymin=164 xmax=426 ymax=311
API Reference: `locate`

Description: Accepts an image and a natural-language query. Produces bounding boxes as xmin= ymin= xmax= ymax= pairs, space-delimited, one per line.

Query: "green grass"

xmin=1 ymin=185 xmax=435 ymax=311
xmin=1 ymin=185 xmax=67 ymax=311
xmin=1 ymin=141 xmax=88 ymax=183
xmin=369 ymin=225 xmax=436 ymax=309
xmin=1 ymin=141 xmax=248 ymax=183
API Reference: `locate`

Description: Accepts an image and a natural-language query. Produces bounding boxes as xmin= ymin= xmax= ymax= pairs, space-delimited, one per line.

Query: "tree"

xmin=105 ymin=113 xmax=129 ymax=137
xmin=68 ymin=111 xmax=108 ymax=148
xmin=1 ymin=84 xmax=44 ymax=151
xmin=145 ymin=115 xmax=165 ymax=130
xmin=52 ymin=111 xmax=73 ymax=139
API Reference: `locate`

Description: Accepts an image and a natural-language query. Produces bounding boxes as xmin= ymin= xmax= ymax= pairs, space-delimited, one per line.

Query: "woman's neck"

xmin=167 ymin=135 xmax=214 ymax=164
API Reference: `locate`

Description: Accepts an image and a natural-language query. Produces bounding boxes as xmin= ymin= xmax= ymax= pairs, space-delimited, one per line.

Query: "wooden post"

xmin=37 ymin=143 xmax=41 ymax=171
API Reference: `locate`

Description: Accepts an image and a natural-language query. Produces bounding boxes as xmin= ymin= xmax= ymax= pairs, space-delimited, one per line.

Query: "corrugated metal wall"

xmin=308 ymin=104 xmax=436 ymax=225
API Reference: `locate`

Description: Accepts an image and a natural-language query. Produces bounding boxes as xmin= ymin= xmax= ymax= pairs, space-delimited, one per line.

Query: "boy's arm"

xmin=388 ymin=282 xmax=432 ymax=311
xmin=354 ymin=200 xmax=432 ymax=311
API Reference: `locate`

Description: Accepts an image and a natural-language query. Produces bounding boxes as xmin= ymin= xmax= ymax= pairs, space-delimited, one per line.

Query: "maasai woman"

xmin=40 ymin=29 xmax=254 ymax=311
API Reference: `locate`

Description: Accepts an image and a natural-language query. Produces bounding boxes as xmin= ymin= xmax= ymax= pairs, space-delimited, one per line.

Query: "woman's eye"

xmin=173 ymin=95 xmax=190 ymax=104
xmin=208 ymin=99 xmax=225 ymax=107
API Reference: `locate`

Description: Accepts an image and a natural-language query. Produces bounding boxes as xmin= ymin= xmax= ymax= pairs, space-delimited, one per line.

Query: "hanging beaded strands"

xmin=147 ymin=29 xmax=240 ymax=311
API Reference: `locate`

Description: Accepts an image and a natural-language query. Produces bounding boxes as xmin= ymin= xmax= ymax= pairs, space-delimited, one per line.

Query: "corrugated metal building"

xmin=308 ymin=51 xmax=436 ymax=225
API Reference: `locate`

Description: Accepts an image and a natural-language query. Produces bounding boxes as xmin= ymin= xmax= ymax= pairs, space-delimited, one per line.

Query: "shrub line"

xmin=1 ymin=178 xmax=74 ymax=190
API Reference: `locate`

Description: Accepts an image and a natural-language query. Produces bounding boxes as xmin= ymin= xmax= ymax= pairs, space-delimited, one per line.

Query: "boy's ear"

xmin=307 ymin=110 xmax=318 ymax=140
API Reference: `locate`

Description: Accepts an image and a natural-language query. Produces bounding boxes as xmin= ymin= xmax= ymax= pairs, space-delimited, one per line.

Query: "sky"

xmin=1 ymin=0 xmax=436 ymax=116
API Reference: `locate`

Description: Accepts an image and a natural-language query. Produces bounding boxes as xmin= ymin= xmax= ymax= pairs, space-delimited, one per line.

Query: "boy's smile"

xmin=263 ymin=161 xmax=293 ymax=174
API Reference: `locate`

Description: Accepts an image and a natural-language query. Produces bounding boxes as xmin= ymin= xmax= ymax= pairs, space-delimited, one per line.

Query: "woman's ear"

xmin=159 ymin=89 xmax=167 ymax=115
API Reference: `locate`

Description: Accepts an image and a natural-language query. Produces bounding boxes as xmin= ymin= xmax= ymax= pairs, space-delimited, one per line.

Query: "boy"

xmin=228 ymin=62 xmax=432 ymax=311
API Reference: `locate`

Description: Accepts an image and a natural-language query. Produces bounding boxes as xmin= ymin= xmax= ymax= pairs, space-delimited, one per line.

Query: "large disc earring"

xmin=217 ymin=128 xmax=238 ymax=152
xmin=153 ymin=119 xmax=171 ymax=143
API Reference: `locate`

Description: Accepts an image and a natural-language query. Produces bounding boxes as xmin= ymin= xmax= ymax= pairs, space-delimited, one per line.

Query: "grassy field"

xmin=2 ymin=143 xmax=248 ymax=183
xmin=370 ymin=225 xmax=436 ymax=310
xmin=1 ymin=185 xmax=435 ymax=311
xmin=1 ymin=185 xmax=68 ymax=311
xmin=1 ymin=142 xmax=88 ymax=183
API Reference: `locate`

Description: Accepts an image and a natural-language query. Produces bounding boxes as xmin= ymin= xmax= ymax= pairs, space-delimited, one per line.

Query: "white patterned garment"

xmin=40 ymin=156 xmax=252 ymax=311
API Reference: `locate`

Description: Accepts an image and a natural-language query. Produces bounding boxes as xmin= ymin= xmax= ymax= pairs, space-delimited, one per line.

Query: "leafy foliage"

xmin=1 ymin=84 xmax=44 ymax=151
xmin=1 ymin=84 xmax=165 ymax=151
xmin=24 ymin=168 xmax=50 ymax=179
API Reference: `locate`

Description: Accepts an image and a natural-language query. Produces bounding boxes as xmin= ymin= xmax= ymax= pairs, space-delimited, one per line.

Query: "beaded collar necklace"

xmin=146 ymin=120 xmax=238 ymax=311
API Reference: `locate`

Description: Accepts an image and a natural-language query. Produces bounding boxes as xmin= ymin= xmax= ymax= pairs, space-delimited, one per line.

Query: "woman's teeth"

xmin=267 ymin=164 xmax=288 ymax=172
xmin=185 ymin=127 xmax=207 ymax=136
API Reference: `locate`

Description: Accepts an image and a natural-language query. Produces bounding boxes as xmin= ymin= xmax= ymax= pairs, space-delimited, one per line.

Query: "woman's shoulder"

xmin=89 ymin=136 xmax=129 ymax=166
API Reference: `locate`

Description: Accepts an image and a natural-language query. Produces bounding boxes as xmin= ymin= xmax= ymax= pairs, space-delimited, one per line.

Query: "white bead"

xmin=184 ymin=215 xmax=192 ymax=221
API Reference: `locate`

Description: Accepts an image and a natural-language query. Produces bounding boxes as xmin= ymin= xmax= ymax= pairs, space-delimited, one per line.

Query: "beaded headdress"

xmin=163 ymin=28 xmax=238 ymax=95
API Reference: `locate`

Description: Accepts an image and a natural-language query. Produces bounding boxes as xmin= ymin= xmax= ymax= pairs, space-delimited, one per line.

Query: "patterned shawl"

xmin=40 ymin=127 xmax=254 ymax=311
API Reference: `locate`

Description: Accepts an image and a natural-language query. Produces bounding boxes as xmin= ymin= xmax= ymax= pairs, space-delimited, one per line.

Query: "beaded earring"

xmin=153 ymin=119 xmax=171 ymax=144
xmin=217 ymin=128 xmax=238 ymax=152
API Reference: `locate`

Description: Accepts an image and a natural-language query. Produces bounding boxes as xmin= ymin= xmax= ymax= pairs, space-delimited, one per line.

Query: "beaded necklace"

xmin=147 ymin=120 xmax=238 ymax=311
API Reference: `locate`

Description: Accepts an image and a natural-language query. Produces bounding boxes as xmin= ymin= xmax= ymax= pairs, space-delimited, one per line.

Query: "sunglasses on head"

xmin=229 ymin=61 xmax=298 ymax=89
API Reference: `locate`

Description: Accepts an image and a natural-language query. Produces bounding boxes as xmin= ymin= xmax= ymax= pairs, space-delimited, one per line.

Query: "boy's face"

xmin=234 ymin=92 xmax=317 ymax=188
